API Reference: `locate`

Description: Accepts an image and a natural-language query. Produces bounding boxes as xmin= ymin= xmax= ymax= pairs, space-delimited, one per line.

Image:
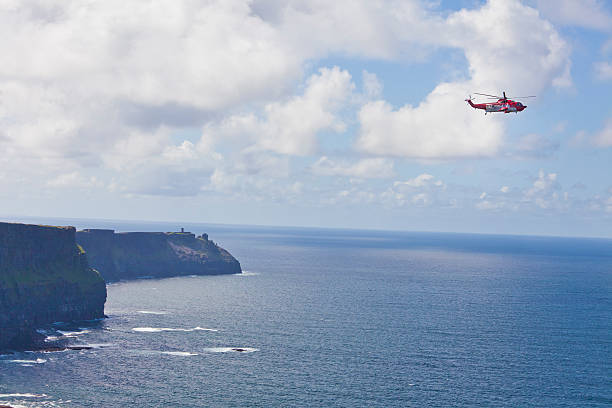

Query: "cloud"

xmin=592 ymin=119 xmax=612 ymax=147
xmin=311 ymin=156 xmax=394 ymax=179
xmin=356 ymin=83 xmax=504 ymax=159
xmin=594 ymin=61 xmax=612 ymax=81
xmin=510 ymin=133 xmax=560 ymax=158
xmin=362 ymin=70 xmax=383 ymax=100
xmin=394 ymin=173 xmax=436 ymax=188
xmin=356 ymin=0 xmax=571 ymax=159
xmin=381 ymin=173 xmax=446 ymax=207
xmin=252 ymin=0 xmax=434 ymax=60
xmin=475 ymin=169 xmax=566 ymax=212
xmin=0 ymin=0 xmax=303 ymax=110
xmin=535 ymin=0 xmax=612 ymax=31
xmin=200 ymin=66 xmax=354 ymax=156
xmin=0 ymin=0 xmax=577 ymax=207
xmin=526 ymin=170 xmax=558 ymax=197
xmin=46 ymin=172 xmax=104 ymax=189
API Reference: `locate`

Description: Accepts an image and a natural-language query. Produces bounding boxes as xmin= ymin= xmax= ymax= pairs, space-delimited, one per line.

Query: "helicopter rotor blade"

xmin=473 ymin=92 xmax=501 ymax=99
xmin=510 ymin=96 xmax=536 ymax=99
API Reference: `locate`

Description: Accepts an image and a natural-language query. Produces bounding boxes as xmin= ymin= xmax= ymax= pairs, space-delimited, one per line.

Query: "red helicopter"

xmin=466 ymin=92 xmax=535 ymax=114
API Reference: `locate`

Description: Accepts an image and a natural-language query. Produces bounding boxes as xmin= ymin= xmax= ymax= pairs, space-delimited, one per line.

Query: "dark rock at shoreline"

xmin=0 ymin=222 xmax=106 ymax=352
xmin=76 ymin=229 xmax=241 ymax=281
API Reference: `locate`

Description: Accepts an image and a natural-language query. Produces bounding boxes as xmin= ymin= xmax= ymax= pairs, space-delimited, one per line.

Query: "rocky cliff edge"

xmin=0 ymin=222 xmax=106 ymax=351
xmin=76 ymin=229 xmax=241 ymax=282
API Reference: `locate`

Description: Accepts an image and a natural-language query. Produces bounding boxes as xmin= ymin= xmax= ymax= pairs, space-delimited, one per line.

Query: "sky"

xmin=1 ymin=0 xmax=612 ymax=237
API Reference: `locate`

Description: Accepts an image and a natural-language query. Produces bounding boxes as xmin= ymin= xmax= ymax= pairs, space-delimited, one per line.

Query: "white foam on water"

xmin=132 ymin=327 xmax=218 ymax=333
xmin=193 ymin=326 xmax=219 ymax=332
xmin=82 ymin=343 xmax=114 ymax=348
xmin=159 ymin=351 xmax=199 ymax=356
xmin=236 ymin=271 xmax=259 ymax=276
xmin=0 ymin=393 xmax=47 ymax=398
xmin=132 ymin=327 xmax=166 ymax=332
xmin=7 ymin=358 xmax=47 ymax=364
xmin=44 ymin=336 xmax=60 ymax=342
xmin=57 ymin=329 xmax=90 ymax=337
xmin=202 ymin=347 xmax=258 ymax=353
xmin=136 ymin=310 xmax=168 ymax=315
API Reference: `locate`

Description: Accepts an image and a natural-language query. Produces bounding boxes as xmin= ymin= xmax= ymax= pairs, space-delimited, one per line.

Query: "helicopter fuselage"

xmin=467 ymin=98 xmax=526 ymax=114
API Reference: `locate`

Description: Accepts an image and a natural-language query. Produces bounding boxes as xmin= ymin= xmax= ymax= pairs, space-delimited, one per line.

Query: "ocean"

xmin=1 ymin=221 xmax=611 ymax=407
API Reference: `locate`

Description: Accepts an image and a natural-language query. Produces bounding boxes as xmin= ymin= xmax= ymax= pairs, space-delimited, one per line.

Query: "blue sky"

xmin=1 ymin=0 xmax=612 ymax=237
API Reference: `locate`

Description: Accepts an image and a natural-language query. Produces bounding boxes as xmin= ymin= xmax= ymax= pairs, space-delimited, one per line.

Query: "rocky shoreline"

xmin=0 ymin=222 xmax=241 ymax=353
xmin=0 ymin=222 xmax=106 ymax=352
xmin=76 ymin=229 xmax=241 ymax=281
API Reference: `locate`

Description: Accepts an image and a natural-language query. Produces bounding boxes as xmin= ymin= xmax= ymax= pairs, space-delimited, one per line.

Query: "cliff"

xmin=76 ymin=230 xmax=241 ymax=282
xmin=0 ymin=222 xmax=106 ymax=351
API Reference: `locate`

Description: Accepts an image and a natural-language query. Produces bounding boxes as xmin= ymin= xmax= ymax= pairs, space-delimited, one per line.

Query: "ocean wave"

xmin=236 ymin=271 xmax=259 ymax=276
xmin=130 ymin=349 xmax=199 ymax=357
xmin=6 ymin=358 xmax=47 ymax=364
xmin=159 ymin=351 xmax=199 ymax=356
xmin=0 ymin=393 xmax=47 ymax=398
xmin=136 ymin=310 xmax=168 ymax=315
xmin=57 ymin=329 xmax=90 ymax=337
xmin=202 ymin=347 xmax=258 ymax=353
xmin=81 ymin=343 xmax=114 ymax=348
xmin=132 ymin=327 xmax=218 ymax=333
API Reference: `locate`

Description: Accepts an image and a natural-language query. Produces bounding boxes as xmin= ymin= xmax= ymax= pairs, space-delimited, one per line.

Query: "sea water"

xmin=0 ymin=222 xmax=611 ymax=407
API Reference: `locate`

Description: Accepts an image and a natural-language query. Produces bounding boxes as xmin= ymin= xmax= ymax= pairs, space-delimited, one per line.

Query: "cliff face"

xmin=76 ymin=230 xmax=241 ymax=282
xmin=0 ymin=222 xmax=106 ymax=350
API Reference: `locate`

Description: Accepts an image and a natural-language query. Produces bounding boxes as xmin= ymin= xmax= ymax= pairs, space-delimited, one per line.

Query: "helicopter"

xmin=466 ymin=92 xmax=535 ymax=115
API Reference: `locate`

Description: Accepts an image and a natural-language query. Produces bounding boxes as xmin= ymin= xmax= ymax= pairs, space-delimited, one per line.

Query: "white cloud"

xmin=0 ymin=0 xmax=301 ymax=110
xmin=46 ymin=172 xmax=104 ymax=189
xmin=0 ymin=0 xmax=579 ymax=209
xmin=254 ymin=0 xmax=433 ymax=60
xmin=311 ymin=156 xmax=395 ymax=179
xmin=511 ymin=133 xmax=560 ymax=158
xmin=606 ymin=196 xmax=612 ymax=213
xmin=476 ymin=199 xmax=504 ymax=210
xmin=394 ymin=173 xmax=435 ymax=188
xmin=356 ymin=0 xmax=571 ymax=159
xmin=362 ymin=70 xmax=383 ymax=100
xmin=594 ymin=61 xmax=612 ymax=81
xmin=474 ymin=170 xmax=565 ymax=212
xmin=527 ymin=170 xmax=557 ymax=195
xmin=445 ymin=1 xmax=571 ymax=91
xmin=411 ymin=192 xmax=430 ymax=206
xmin=593 ymin=119 xmax=612 ymax=147
xmin=524 ymin=170 xmax=563 ymax=210
xmin=255 ymin=67 xmax=354 ymax=155
xmin=381 ymin=173 xmax=446 ymax=207
xmin=357 ymin=83 xmax=504 ymax=159
xmin=535 ymin=0 xmax=612 ymax=31
xmin=200 ymin=67 xmax=354 ymax=156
